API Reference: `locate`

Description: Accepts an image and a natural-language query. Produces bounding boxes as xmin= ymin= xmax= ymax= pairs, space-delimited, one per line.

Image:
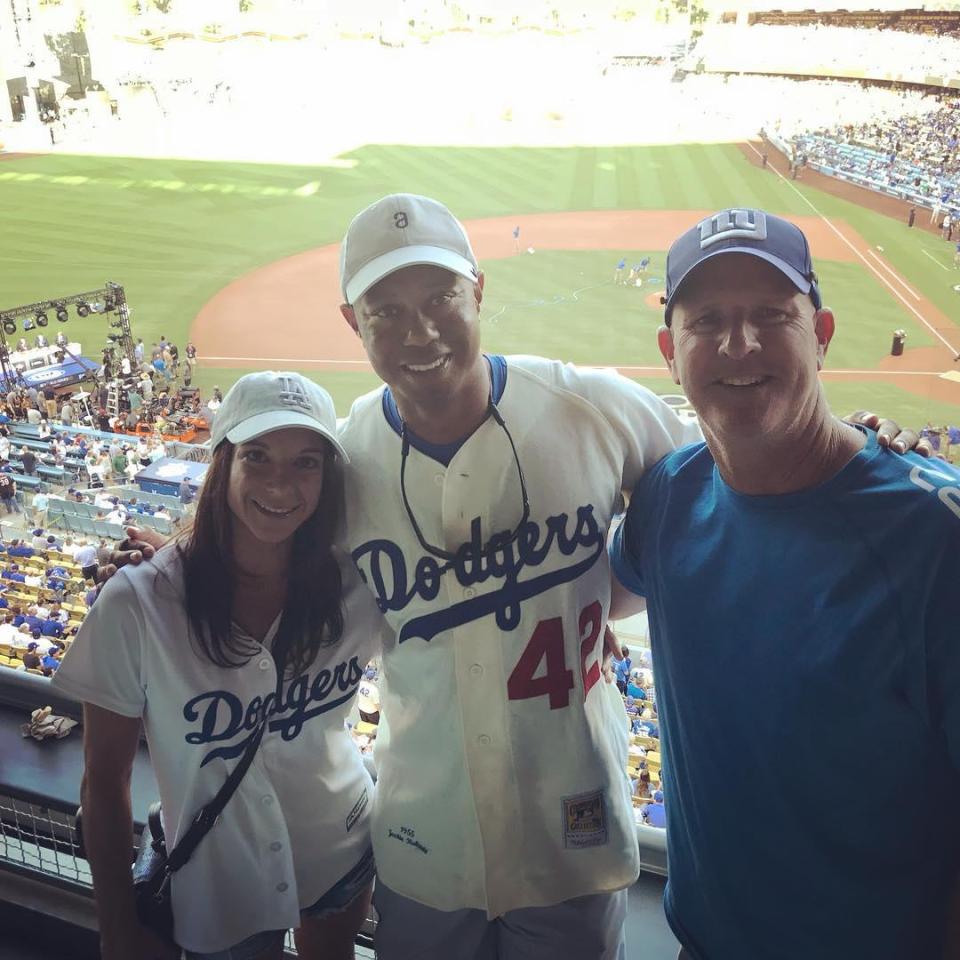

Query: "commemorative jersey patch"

xmin=346 ymin=786 xmax=369 ymax=833
xmin=561 ymin=789 xmax=608 ymax=849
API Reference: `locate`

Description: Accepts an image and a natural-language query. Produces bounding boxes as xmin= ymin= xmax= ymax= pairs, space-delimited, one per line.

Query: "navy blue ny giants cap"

xmin=662 ymin=208 xmax=822 ymax=325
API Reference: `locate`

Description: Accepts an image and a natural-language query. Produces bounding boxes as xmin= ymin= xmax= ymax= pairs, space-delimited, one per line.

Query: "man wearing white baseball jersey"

xmin=337 ymin=194 xmax=701 ymax=959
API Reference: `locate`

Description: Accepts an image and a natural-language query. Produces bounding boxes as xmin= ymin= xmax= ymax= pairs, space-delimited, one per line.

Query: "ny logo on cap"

xmin=698 ymin=209 xmax=767 ymax=250
xmin=276 ymin=376 xmax=312 ymax=412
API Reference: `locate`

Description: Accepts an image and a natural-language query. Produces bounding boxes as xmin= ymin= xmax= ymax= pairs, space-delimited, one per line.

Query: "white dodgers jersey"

xmin=339 ymin=356 xmax=699 ymax=918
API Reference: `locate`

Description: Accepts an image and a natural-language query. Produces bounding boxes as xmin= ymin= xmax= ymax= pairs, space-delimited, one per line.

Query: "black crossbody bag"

xmin=78 ymin=713 xmax=269 ymax=948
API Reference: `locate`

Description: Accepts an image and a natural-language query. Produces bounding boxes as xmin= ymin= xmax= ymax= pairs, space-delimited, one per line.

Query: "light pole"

xmin=71 ymin=53 xmax=85 ymax=98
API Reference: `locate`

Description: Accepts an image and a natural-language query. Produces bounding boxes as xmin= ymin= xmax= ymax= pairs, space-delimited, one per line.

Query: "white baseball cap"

xmin=210 ymin=371 xmax=348 ymax=462
xmin=339 ymin=193 xmax=480 ymax=305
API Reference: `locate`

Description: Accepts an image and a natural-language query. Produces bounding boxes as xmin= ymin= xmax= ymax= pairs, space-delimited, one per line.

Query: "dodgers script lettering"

xmin=183 ymin=655 xmax=364 ymax=765
xmin=351 ymin=505 xmax=604 ymax=643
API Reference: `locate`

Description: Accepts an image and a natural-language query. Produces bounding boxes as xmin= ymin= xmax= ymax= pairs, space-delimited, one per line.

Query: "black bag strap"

xmin=163 ymin=711 xmax=269 ymax=873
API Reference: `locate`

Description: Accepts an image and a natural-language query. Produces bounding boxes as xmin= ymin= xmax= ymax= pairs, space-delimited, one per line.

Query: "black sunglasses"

xmin=399 ymin=398 xmax=530 ymax=562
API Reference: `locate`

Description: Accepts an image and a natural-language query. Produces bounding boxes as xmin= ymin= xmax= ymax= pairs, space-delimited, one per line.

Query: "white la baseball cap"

xmin=210 ymin=371 xmax=348 ymax=461
xmin=339 ymin=193 xmax=480 ymax=305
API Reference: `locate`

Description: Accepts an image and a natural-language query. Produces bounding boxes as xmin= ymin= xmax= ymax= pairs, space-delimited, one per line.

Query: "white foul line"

xmin=745 ymin=141 xmax=958 ymax=355
xmin=866 ymin=249 xmax=920 ymax=299
xmin=922 ymin=249 xmax=950 ymax=271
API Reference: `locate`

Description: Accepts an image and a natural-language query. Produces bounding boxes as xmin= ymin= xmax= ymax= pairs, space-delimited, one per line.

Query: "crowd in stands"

xmin=691 ymin=24 xmax=960 ymax=83
xmin=0 ymin=529 xmax=98 ymax=676
xmin=744 ymin=9 xmax=960 ymax=40
xmin=787 ymin=97 xmax=960 ymax=215
xmin=612 ymin=644 xmax=665 ymax=828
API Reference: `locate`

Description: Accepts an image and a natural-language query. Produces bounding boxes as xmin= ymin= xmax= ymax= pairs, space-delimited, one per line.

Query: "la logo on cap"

xmin=276 ymin=375 xmax=311 ymax=412
xmin=699 ymin=209 xmax=767 ymax=249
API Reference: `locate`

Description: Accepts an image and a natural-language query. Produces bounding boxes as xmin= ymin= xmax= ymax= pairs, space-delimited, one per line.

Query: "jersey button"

xmin=258 ymin=657 xmax=271 ymax=670
xmin=469 ymin=663 xmax=483 ymax=677
xmin=270 ymin=841 xmax=282 ymax=852
xmin=478 ymin=734 xmax=491 ymax=745
xmin=276 ymin=881 xmax=289 ymax=893
xmin=261 ymin=795 xmax=274 ymax=806
xmin=464 ymin=587 xmax=476 ymax=599
xmin=433 ymin=473 xmax=443 ymax=486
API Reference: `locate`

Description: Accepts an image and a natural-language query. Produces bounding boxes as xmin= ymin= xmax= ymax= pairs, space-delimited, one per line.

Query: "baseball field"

xmin=2 ymin=139 xmax=959 ymax=426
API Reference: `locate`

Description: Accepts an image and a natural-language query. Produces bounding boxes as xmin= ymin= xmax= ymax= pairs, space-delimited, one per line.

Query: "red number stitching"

xmin=579 ymin=600 xmax=602 ymax=700
xmin=507 ymin=601 xmax=604 ymax=709
xmin=506 ymin=616 xmax=574 ymax=710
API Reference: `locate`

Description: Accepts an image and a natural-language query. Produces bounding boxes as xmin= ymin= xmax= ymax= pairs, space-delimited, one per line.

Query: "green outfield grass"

xmin=1 ymin=142 xmax=958 ymax=425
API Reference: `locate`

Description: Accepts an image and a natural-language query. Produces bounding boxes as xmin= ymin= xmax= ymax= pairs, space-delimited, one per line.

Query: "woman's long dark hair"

xmin=176 ymin=438 xmax=344 ymax=678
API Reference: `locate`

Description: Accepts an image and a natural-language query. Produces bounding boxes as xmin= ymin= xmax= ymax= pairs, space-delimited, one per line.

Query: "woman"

xmin=53 ymin=371 xmax=385 ymax=960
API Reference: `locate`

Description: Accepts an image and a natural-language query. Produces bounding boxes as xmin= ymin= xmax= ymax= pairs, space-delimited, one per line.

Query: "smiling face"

xmin=226 ymin=427 xmax=327 ymax=555
xmin=659 ymin=254 xmax=834 ymax=442
xmin=340 ymin=264 xmax=485 ymax=417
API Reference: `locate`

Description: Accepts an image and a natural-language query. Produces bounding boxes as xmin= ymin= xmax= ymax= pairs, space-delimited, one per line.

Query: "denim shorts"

xmin=184 ymin=847 xmax=375 ymax=960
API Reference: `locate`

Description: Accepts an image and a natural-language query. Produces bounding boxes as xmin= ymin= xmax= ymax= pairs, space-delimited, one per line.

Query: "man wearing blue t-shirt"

xmin=610 ymin=208 xmax=960 ymax=960
xmin=613 ymin=646 xmax=632 ymax=695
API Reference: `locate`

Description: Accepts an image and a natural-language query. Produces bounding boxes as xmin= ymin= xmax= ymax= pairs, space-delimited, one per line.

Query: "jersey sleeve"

xmin=51 ymin=571 xmax=146 ymax=717
xmin=534 ymin=360 xmax=702 ymax=492
xmin=609 ymin=459 xmax=667 ymax=597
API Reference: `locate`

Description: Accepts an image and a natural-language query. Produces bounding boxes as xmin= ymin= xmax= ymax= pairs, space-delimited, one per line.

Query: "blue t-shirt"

xmin=40 ymin=618 xmax=63 ymax=637
xmin=614 ymin=657 xmax=632 ymax=683
xmin=611 ymin=431 xmax=960 ymax=960
xmin=644 ymin=802 xmax=667 ymax=828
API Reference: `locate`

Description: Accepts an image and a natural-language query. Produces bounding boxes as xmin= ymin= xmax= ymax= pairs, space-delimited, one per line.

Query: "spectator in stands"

xmin=626 ymin=671 xmax=646 ymax=700
xmin=31 ymin=490 xmax=49 ymax=527
xmin=40 ymin=643 xmax=62 ymax=674
xmin=135 ymin=438 xmax=150 ymax=467
xmin=610 ymin=209 xmax=960 ymax=959
xmin=59 ymin=396 xmax=73 ymax=427
xmin=43 ymin=386 xmax=57 ymax=421
xmin=641 ymin=791 xmax=667 ymax=829
xmin=105 ymin=503 xmax=127 ymax=526
xmin=0 ymin=471 xmax=17 ymax=515
xmin=6 ymin=539 xmax=33 ymax=558
xmin=614 ymin=646 xmax=632 ymax=695
xmin=75 ymin=541 xmax=97 ymax=582
xmin=25 ymin=403 xmax=42 ymax=426
xmin=111 ymin=446 xmax=127 ymax=478
xmin=134 ymin=338 xmax=144 ymax=365
xmin=20 ymin=641 xmax=41 ymax=672
xmin=0 ymin=613 xmax=20 ymax=646
xmin=30 ymin=528 xmax=46 ymax=550
xmin=46 ymin=533 xmax=62 ymax=551
xmin=53 ymin=371 xmax=382 ymax=960
xmin=40 ymin=612 xmax=64 ymax=638
xmin=178 ymin=476 xmax=194 ymax=508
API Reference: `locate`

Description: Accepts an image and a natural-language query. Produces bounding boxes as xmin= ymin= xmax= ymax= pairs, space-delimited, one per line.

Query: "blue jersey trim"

xmin=381 ymin=355 xmax=507 ymax=466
